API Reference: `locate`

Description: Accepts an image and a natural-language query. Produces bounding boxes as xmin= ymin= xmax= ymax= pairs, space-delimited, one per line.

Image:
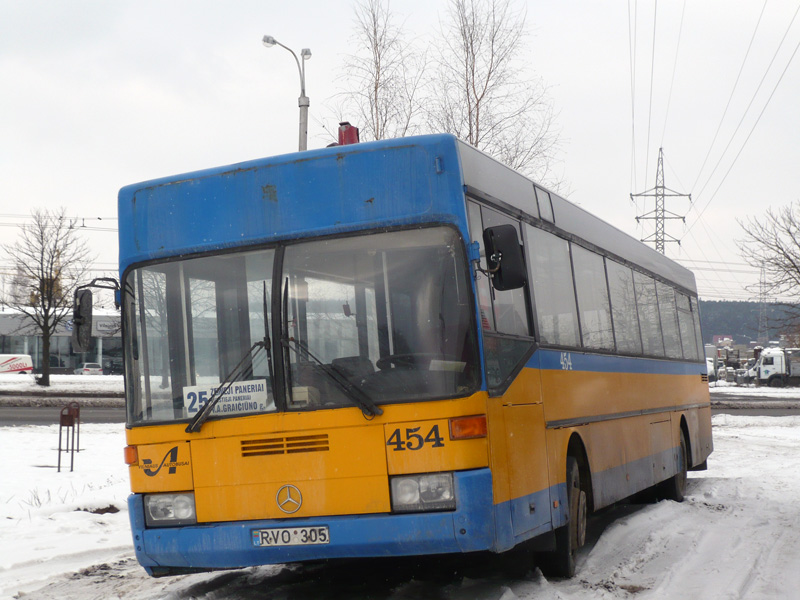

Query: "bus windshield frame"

xmin=122 ymin=225 xmax=480 ymax=426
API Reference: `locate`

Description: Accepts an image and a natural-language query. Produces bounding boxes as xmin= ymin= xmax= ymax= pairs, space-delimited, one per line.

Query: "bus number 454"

xmin=386 ymin=425 xmax=445 ymax=451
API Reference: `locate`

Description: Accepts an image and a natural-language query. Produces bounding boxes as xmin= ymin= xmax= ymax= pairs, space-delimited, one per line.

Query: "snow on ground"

xmin=2 ymin=400 xmax=800 ymax=598
xmin=0 ymin=423 xmax=131 ymax=598
xmin=708 ymin=380 xmax=800 ymax=397
xmin=0 ymin=374 xmax=123 ymax=396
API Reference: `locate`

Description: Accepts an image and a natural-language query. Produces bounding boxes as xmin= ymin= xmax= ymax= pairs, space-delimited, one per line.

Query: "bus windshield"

xmin=124 ymin=226 xmax=479 ymax=425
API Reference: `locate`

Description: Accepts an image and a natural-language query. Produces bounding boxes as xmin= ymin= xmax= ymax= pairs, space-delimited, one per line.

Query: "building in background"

xmin=0 ymin=308 xmax=121 ymax=374
xmin=713 ymin=335 xmax=734 ymax=348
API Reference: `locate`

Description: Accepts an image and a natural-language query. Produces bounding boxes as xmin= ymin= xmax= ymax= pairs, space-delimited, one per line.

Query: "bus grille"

xmin=701 ymin=374 xmax=709 ymax=383
xmin=241 ymin=435 xmax=330 ymax=457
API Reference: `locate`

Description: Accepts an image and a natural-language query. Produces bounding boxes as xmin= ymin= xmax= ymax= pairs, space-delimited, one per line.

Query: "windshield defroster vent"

xmin=241 ymin=434 xmax=330 ymax=457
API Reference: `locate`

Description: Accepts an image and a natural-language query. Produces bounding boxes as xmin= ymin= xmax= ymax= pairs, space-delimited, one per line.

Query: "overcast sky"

xmin=2 ymin=1 xmax=799 ymax=303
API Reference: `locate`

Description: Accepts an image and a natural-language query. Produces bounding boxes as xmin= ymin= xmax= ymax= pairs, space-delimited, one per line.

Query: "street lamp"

xmin=262 ymin=35 xmax=312 ymax=152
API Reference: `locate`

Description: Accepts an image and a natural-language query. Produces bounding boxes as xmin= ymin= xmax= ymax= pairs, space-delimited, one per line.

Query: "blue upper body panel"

xmin=117 ymin=134 xmax=469 ymax=275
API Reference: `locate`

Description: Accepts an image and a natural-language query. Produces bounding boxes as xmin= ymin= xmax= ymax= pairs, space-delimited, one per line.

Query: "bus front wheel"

xmin=539 ymin=456 xmax=586 ymax=578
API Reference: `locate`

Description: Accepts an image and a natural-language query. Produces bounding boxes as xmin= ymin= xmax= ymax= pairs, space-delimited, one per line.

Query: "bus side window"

xmin=676 ymin=292 xmax=699 ymax=361
xmin=534 ymin=186 xmax=555 ymax=223
xmin=633 ymin=272 xmax=665 ymax=357
xmin=606 ymin=259 xmax=643 ymax=354
xmin=468 ymin=201 xmax=534 ymax=392
xmin=467 ymin=201 xmax=496 ymax=332
xmin=690 ymin=297 xmax=704 ymax=359
xmin=525 ymin=224 xmax=580 ymax=347
xmin=656 ymin=282 xmax=682 ymax=359
xmin=467 ymin=202 xmax=530 ymax=337
xmin=571 ymin=245 xmax=614 ymax=350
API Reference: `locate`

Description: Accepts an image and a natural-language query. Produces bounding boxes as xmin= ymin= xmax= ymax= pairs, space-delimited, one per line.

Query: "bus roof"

xmin=457 ymin=141 xmax=697 ymax=293
xmin=118 ymin=134 xmax=696 ymax=294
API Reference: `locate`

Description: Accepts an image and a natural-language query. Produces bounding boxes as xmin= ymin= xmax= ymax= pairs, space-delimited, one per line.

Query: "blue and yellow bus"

xmin=106 ymin=134 xmax=711 ymax=578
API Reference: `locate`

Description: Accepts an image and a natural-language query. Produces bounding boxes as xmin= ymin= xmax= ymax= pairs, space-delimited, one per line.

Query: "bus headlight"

xmin=144 ymin=493 xmax=197 ymax=527
xmin=390 ymin=473 xmax=456 ymax=512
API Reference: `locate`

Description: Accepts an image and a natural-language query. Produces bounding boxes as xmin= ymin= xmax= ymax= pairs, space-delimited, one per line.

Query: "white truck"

xmin=748 ymin=347 xmax=800 ymax=387
xmin=0 ymin=354 xmax=33 ymax=375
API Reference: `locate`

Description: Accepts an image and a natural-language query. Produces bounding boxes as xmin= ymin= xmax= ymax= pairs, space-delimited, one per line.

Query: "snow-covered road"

xmin=2 ymin=412 xmax=799 ymax=599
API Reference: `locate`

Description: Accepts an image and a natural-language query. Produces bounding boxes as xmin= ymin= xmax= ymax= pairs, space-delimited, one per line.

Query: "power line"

xmin=643 ymin=2 xmax=658 ymax=182
xmin=676 ymin=258 xmax=750 ymax=267
xmin=0 ymin=263 xmax=118 ymax=270
xmin=693 ymin=221 xmax=749 ymax=298
xmin=662 ymin=152 xmax=689 ymax=193
xmin=693 ymin=2 xmax=800 ymax=205
xmin=0 ymin=213 xmax=117 ymax=221
xmin=659 ymin=0 xmax=687 ymax=147
xmin=689 ymin=0 xmax=769 ymax=192
xmin=674 ymin=224 xmax=747 ymax=301
xmin=628 ymin=0 xmax=639 ymax=192
xmin=0 ymin=222 xmax=118 ymax=232
xmin=687 ymin=266 xmax=757 ymax=274
xmin=687 ymin=24 xmax=800 ymax=232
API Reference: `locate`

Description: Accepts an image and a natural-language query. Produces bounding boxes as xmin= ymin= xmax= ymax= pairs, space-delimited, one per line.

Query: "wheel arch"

xmin=768 ymin=374 xmax=784 ymax=387
xmin=679 ymin=415 xmax=692 ymax=466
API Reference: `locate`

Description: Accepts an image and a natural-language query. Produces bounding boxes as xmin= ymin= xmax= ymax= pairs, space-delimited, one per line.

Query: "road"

xmin=711 ymin=406 xmax=800 ymax=416
xmin=709 ymin=389 xmax=800 ymax=416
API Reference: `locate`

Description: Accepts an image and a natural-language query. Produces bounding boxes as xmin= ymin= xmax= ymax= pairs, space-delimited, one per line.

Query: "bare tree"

xmin=739 ymin=203 xmax=800 ymax=298
xmin=2 ymin=208 xmax=93 ymax=386
xmin=336 ymin=0 xmax=427 ymax=141
xmin=429 ymin=0 xmax=559 ymax=179
xmin=332 ymin=0 xmax=561 ymax=181
xmin=739 ymin=202 xmax=800 ymax=327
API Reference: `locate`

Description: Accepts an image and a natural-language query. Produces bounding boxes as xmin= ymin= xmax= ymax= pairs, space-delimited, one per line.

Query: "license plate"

xmin=252 ymin=526 xmax=330 ymax=547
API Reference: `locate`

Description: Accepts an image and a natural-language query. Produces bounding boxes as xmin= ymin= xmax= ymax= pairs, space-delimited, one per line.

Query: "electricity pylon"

xmin=757 ymin=264 xmax=770 ymax=345
xmin=631 ymin=148 xmax=691 ymax=254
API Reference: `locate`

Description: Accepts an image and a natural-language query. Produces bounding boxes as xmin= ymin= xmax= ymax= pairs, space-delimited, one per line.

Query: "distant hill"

xmin=698 ymin=300 xmax=793 ymax=346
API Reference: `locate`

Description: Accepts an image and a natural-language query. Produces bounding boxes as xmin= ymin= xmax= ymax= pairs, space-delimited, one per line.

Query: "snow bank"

xmin=709 ymin=382 xmax=800 ymax=397
xmin=0 ymin=373 xmax=124 ymax=395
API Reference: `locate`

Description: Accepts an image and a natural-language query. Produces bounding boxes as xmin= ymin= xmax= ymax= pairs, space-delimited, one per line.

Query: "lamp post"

xmin=262 ymin=35 xmax=311 ymax=152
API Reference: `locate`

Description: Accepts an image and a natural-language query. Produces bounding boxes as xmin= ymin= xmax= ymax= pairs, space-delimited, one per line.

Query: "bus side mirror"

xmin=482 ymin=225 xmax=526 ymax=291
xmin=72 ymin=289 xmax=93 ymax=352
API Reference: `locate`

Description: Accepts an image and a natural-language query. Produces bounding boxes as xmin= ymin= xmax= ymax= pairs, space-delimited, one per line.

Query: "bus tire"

xmin=660 ymin=428 xmax=688 ymax=502
xmin=539 ymin=456 xmax=586 ymax=578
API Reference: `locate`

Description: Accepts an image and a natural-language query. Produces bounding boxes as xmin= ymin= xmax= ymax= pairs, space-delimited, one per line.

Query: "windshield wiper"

xmin=281 ymin=277 xmax=381 ymax=418
xmin=185 ymin=341 xmax=267 ymax=434
xmin=281 ymin=336 xmax=383 ymax=418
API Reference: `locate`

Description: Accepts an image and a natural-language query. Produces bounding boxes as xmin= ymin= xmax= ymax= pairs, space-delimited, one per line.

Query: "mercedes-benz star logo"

xmin=276 ymin=484 xmax=303 ymax=514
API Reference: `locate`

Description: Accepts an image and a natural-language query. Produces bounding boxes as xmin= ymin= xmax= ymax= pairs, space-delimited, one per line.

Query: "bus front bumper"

xmin=129 ymin=468 xmax=494 ymax=574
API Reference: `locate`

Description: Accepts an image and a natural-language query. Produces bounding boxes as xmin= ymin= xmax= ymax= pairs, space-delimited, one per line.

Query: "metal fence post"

xmin=57 ymin=402 xmax=80 ymax=472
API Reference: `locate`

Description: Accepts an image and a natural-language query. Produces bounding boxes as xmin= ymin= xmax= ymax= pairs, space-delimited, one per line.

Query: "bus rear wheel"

xmin=659 ymin=429 xmax=688 ymax=502
xmin=539 ymin=456 xmax=586 ymax=578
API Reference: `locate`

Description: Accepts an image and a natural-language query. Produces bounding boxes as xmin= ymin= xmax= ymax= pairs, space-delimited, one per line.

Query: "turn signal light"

xmin=124 ymin=445 xmax=138 ymax=465
xmin=449 ymin=415 xmax=487 ymax=440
